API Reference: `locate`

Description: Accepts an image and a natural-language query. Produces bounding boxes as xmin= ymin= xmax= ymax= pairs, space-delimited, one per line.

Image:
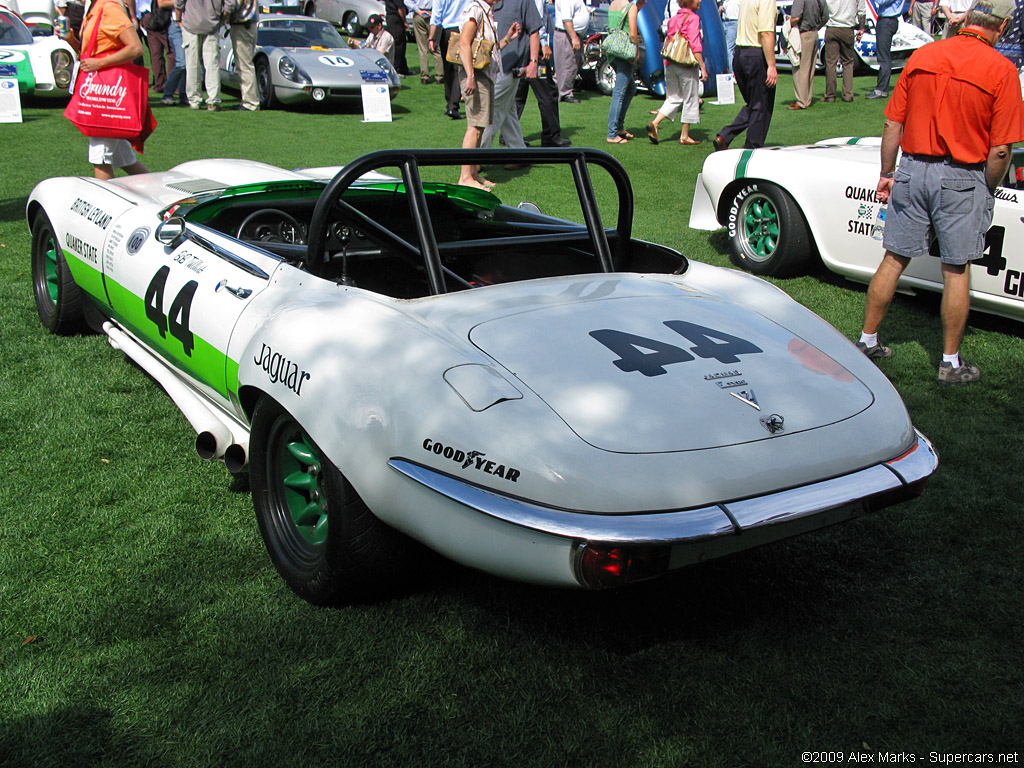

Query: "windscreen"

xmin=257 ymin=19 xmax=346 ymax=49
xmin=0 ymin=11 xmax=34 ymax=45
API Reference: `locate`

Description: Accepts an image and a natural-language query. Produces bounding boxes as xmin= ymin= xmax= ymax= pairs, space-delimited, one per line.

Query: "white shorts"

xmin=87 ymin=138 xmax=137 ymax=169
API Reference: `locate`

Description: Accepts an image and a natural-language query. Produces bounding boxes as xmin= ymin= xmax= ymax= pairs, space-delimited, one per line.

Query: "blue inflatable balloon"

xmin=633 ymin=0 xmax=729 ymax=97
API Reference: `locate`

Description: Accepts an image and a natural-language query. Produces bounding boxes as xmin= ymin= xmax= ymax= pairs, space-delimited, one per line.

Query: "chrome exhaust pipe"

xmin=223 ymin=439 xmax=249 ymax=474
xmin=103 ymin=321 xmax=234 ymax=460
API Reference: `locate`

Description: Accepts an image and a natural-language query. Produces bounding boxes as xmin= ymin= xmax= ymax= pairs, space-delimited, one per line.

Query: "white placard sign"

xmin=713 ymin=73 xmax=735 ymax=106
xmin=0 ymin=78 xmax=23 ymax=123
xmin=361 ymin=83 xmax=392 ymax=122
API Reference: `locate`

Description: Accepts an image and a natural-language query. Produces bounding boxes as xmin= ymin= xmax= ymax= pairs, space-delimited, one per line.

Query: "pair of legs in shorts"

xmin=87 ymin=138 xmax=148 ymax=180
xmin=861 ymin=154 xmax=993 ymax=369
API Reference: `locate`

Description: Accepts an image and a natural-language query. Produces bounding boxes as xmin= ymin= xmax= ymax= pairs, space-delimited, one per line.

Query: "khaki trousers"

xmin=793 ymin=29 xmax=819 ymax=107
xmin=823 ymin=26 xmax=855 ymax=101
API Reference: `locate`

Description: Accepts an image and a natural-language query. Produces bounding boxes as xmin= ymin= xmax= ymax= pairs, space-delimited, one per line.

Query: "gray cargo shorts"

xmin=882 ymin=153 xmax=995 ymax=265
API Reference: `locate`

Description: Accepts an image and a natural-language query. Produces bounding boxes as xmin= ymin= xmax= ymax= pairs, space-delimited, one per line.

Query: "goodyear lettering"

xmin=421 ymin=439 xmax=520 ymax=483
xmin=254 ymin=343 xmax=310 ymax=396
xmin=64 ymin=232 xmax=99 ymax=264
xmin=848 ymin=220 xmax=873 ymax=236
xmin=727 ymin=184 xmax=759 ymax=240
xmin=845 ymin=186 xmax=881 ymax=203
xmin=70 ymin=197 xmax=113 ymax=230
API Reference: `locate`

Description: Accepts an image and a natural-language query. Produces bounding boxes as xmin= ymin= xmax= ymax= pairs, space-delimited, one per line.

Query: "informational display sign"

xmin=713 ymin=73 xmax=735 ymax=106
xmin=360 ymin=83 xmax=392 ymax=122
xmin=0 ymin=78 xmax=23 ymax=123
xmin=713 ymin=73 xmax=736 ymax=105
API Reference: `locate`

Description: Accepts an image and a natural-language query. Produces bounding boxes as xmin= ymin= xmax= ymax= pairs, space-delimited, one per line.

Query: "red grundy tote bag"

xmin=64 ymin=1 xmax=156 ymax=151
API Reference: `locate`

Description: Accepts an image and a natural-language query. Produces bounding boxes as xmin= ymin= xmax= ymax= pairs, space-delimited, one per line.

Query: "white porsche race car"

xmin=29 ymin=148 xmax=937 ymax=604
xmin=0 ymin=8 xmax=75 ymax=97
xmin=689 ymin=138 xmax=1024 ymax=323
xmin=774 ymin=2 xmax=934 ymax=74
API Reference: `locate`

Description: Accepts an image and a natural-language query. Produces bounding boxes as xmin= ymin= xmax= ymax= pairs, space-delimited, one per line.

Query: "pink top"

xmin=666 ymin=7 xmax=702 ymax=53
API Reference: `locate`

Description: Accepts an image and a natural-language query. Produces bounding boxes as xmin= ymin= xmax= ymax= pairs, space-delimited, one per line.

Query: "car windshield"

xmin=257 ymin=19 xmax=346 ymax=49
xmin=0 ymin=11 xmax=34 ymax=45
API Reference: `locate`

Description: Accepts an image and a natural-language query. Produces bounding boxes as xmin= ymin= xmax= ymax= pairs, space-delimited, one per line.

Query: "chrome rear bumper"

xmin=387 ymin=431 xmax=938 ymax=548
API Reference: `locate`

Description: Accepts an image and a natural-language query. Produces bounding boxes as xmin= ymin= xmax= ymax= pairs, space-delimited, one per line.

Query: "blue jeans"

xmin=873 ymin=15 xmax=898 ymax=94
xmin=163 ymin=20 xmax=186 ymax=101
xmin=607 ymin=57 xmax=637 ymax=139
xmin=723 ymin=19 xmax=738 ymax=73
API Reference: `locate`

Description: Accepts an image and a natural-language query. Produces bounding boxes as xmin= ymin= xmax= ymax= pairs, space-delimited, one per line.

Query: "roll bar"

xmin=305 ymin=148 xmax=635 ymax=293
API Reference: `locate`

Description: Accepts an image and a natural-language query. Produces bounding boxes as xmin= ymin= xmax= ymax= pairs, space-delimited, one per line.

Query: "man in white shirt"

xmin=822 ymin=0 xmax=864 ymax=102
xmin=349 ymin=13 xmax=395 ymax=64
xmin=939 ymin=0 xmax=971 ymax=35
xmin=553 ymin=0 xmax=589 ymax=101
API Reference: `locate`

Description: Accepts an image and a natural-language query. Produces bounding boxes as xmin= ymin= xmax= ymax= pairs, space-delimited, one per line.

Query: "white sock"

xmin=943 ymin=353 xmax=961 ymax=368
xmin=859 ymin=332 xmax=878 ymax=348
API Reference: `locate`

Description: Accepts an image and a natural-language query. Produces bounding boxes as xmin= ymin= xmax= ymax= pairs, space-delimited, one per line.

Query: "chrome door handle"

xmin=215 ymin=280 xmax=252 ymax=299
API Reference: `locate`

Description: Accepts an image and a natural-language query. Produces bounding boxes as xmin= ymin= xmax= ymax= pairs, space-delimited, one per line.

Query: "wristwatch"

xmin=880 ymin=172 xmax=894 ymax=178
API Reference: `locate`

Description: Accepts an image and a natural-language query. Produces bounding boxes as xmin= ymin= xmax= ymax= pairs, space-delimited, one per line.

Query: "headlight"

xmin=278 ymin=56 xmax=311 ymax=84
xmin=378 ymin=58 xmax=400 ymax=84
xmin=51 ymin=48 xmax=73 ymax=88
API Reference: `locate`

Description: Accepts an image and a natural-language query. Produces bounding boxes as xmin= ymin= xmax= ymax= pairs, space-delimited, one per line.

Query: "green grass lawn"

xmin=1 ymin=62 xmax=1022 ymax=767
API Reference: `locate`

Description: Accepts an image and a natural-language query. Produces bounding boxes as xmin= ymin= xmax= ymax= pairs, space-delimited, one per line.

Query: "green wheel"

xmin=250 ymin=397 xmax=405 ymax=604
xmin=31 ymin=210 xmax=84 ymax=334
xmin=727 ymin=182 xmax=814 ymax=277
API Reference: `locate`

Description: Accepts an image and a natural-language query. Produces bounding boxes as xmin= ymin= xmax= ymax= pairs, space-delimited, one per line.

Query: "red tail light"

xmin=575 ymin=543 xmax=670 ymax=589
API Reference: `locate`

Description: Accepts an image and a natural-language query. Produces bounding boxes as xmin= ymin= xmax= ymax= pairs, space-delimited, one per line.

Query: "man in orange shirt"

xmin=856 ymin=0 xmax=1024 ymax=386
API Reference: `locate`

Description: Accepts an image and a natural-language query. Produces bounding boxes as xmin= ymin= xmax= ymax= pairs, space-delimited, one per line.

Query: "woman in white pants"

xmin=646 ymin=0 xmax=707 ymax=145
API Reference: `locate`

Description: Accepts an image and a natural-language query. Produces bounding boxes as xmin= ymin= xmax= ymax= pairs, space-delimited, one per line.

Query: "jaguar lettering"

xmin=254 ymin=343 xmax=310 ymax=396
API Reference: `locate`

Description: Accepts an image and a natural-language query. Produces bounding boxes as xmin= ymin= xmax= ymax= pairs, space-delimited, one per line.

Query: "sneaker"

xmin=938 ymin=359 xmax=981 ymax=386
xmin=856 ymin=340 xmax=893 ymax=360
xmin=161 ymin=97 xmax=176 ymax=106
xmin=865 ymin=90 xmax=888 ymax=100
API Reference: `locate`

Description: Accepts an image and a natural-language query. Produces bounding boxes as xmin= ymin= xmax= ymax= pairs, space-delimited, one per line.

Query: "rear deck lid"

xmin=469 ymin=294 xmax=873 ymax=453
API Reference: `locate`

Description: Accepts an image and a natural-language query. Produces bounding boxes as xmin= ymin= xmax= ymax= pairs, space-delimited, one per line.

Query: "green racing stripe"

xmin=103 ymin=276 xmax=236 ymax=401
xmin=735 ymin=149 xmax=754 ymax=180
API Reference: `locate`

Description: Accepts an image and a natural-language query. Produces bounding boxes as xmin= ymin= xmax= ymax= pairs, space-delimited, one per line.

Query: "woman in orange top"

xmin=67 ymin=0 xmax=149 ymax=179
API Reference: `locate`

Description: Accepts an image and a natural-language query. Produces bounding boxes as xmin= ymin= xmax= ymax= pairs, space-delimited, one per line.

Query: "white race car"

xmin=28 ymin=148 xmax=937 ymax=604
xmin=689 ymin=137 xmax=1024 ymax=324
xmin=774 ymin=2 xmax=933 ymax=74
xmin=0 ymin=8 xmax=75 ymax=97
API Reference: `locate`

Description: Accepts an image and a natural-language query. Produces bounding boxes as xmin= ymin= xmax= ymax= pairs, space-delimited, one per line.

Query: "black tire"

xmin=596 ymin=56 xmax=615 ymax=96
xmin=726 ymin=182 xmax=815 ymax=277
xmin=302 ymin=0 xmax=315 ymax=16
xmin=255 ymin=58 xmax=278 ymax=110
xmin=342 ymin=12 xmax=360 ymax=36
xmin=250 ymin=397 xmax=404 ymax=604
xmin=31 ymin=210 xmax=84 ymax=334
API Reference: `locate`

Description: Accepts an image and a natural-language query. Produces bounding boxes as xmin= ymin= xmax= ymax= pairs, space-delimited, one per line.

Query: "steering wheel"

xmin=236 ymin=208 xmax=306 ymax=245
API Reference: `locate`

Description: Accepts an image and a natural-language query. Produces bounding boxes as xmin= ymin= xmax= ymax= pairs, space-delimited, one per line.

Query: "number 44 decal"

xmin=590 ymin=321 xmax=762 ymax=377
xmin=145 ymin=266 xmax=198 ymax=357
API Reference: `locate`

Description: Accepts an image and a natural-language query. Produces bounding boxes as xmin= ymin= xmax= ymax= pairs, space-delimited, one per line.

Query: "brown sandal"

xmin=679 ymin=137 xmax=702 ymax=145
